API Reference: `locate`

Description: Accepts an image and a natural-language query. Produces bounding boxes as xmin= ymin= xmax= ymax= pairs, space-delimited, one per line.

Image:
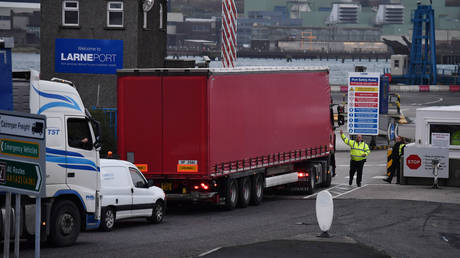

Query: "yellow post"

xmin=387 ymin=149 xmax=393 ymax=176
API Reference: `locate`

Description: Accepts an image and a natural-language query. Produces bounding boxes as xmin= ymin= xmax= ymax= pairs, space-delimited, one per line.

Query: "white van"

xmin=99 ymin=159 xmax=166 ymax=231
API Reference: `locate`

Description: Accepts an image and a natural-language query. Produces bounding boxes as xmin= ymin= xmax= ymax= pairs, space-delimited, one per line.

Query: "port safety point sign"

xmin=347 ymin=72 xmax=380 ymax=135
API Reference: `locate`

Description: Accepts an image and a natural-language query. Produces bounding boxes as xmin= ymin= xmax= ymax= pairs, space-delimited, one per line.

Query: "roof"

xmin=0 ymin=2 xmax=40 ymax=9
xmin=100 ymin=159 xmax=135 ymax=168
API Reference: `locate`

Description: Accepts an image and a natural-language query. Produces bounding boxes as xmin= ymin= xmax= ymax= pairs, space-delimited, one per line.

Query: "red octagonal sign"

xmin=406 ymin=154 xmax=422 ymax=170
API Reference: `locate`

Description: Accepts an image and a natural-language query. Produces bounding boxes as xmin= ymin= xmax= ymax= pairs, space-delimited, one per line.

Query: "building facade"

xmin=41 ymin=0 xmax=167 ymax=108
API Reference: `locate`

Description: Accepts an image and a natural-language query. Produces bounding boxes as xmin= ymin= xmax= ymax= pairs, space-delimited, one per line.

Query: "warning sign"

xmin=347 ymin=72 xmax=380 ymax=135
xmin=403 ymin=144 xmax=449 ymax=178
xmin=177 ymin=160 xmax=198 ymax=172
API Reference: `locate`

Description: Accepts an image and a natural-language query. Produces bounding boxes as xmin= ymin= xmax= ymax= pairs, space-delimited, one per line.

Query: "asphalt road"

xmin=16 ymin=149 xmax=460 ymax=258
xmin=13 ymin=92 xmax=460 ymax=258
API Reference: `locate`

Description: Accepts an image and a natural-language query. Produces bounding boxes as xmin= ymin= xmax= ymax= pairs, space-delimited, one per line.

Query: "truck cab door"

xmin=129 ymin=167 xmax=153 ymax=217
xmin=65 ymin=116 xmax=99 ymax=196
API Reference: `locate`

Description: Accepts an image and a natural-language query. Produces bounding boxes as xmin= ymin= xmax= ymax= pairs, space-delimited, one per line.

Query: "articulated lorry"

xmin=1 ymin=71 xmax=101 ymax=246
xmin=117 ymin=67 xmax=339 ymax=209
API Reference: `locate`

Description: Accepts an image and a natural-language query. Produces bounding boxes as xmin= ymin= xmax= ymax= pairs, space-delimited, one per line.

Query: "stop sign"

xmin=406 ymin=154 xmax=422 ymax=169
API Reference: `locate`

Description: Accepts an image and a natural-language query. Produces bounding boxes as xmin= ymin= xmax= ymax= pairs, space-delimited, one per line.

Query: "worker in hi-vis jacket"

xmin=340 ymin=130 xmax=370 ymax=187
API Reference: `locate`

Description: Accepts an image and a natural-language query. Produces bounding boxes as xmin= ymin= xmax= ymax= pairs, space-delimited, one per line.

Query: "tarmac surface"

xmin=200 ymin=184 xmax=460 ymax=258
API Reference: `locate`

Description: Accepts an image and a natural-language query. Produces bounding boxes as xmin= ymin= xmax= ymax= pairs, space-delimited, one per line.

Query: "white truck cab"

xmin=1 ymin=71 xmax=102 ymax=246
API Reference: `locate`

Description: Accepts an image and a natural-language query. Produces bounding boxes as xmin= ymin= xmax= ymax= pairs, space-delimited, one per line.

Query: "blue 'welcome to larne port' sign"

xmin=55 ymin=38 xmax=123 ymax=74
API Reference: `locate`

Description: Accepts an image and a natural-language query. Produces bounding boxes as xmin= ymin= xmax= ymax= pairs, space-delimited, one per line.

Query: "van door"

xmin=65 ymin=117 xmax=99 ymax=199
xmin=129 ymin=167 xmax=154 ymax=217
xmin=100 ymin=165 xmax=132 ymax=219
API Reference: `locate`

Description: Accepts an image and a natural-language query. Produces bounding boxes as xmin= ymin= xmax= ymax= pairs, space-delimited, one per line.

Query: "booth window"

xmin=429 ymin=123 xmax=460 ymax=146
xmin=107 ymin=2 xmax=124 ymax=27
xmin=62 ymin=1 xmax=79 ymax=26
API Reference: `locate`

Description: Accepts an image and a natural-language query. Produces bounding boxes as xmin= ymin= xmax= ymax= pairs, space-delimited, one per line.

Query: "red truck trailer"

xmin=117 ymin=67 xmax=336 ymax=209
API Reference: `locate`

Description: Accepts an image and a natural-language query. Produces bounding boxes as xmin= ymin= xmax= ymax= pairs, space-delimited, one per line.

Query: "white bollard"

xmin=316 ymin=190 xmax=334 ymax=238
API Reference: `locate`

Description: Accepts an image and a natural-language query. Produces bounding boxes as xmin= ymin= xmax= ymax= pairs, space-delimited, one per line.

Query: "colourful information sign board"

xmin=347 ymin=72 xmax=380 ymax=135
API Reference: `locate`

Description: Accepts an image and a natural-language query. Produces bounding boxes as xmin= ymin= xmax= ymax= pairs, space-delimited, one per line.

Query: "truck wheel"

xmin=321 ymin=166 xmax=332 ymax=187
xmin=224 ymin=178 xmax=238 ymax=210
xmin=238 ymin=177 xmax=251 ymax=208
xmin=306 ymin=173 xmax=315 ymax=195
xmin=50 ymin=200 xmax=81 ymax=247
xmin=100 ymin=207 xmax=116 ymax=231
xmin=250 ymin=174 xmax=264 ymax=205
xmin=147 ymin=200 xmax=164 ymax=224
xmin=323 ymin=171 xmax=332 ymax=187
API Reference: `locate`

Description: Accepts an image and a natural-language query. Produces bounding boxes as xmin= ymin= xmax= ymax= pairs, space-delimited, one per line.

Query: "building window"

xmin=107 ymin=2 xmax=124 ymax=27
xmin=62 ymin=1 xmax=79 ymax=26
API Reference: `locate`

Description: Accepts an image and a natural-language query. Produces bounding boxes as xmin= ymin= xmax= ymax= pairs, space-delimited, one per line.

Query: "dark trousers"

xmin=349 ymin=160 xmax=365 ymax=186
xmin=388 ymin=158 xmax=401 ymax=183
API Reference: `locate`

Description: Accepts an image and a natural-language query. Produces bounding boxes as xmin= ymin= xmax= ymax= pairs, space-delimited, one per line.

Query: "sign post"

xmin=0 ymin=110 xmax=46 ymax=258
xmin=347 ymin=72 xmax=380 ymax=135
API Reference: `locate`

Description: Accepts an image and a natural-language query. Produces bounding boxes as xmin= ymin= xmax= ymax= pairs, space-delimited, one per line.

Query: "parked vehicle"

xmin=99 ymin=159 xmax=165 ymax=231
xmin=1 ymin=71 xmax=102 ymax=246
xmin=117 ymin=67 xmax=339 ymax=209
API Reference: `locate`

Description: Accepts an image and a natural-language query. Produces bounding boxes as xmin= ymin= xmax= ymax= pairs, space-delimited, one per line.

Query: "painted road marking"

xmin=372 ymin=176 xmax=387 ymax=179
xmin=304 ymin=183 xmax=359 ymax=200
xmin=198 ymin=247 xmax=222 ymax=257
xmin=337 ymin=164 xmax=386 ymax=167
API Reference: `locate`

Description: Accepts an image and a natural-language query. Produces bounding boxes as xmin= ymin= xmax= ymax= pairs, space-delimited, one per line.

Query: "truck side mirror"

xmin=94 ymin=137 xmax=102 ymax=151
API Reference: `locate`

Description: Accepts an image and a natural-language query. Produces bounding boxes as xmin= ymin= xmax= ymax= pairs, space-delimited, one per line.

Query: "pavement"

xmin=201 ymin=184 xmax=460 ymax=258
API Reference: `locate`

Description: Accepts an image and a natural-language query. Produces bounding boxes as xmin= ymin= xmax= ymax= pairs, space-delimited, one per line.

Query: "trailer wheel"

xmin=50 ymin=200 xmax=81 ymax=247
xmin=238 ymin=177 xmax=251 ymax=208
xmin=225 ymin=178 xmax=238 ymax=210
xmin=250 ymin=174 xmax=264 ymax=206
xmin=100 ymin=207 xmax=116 ymax=231
xmin=321 ymin=161 xmax=332 ymax=187
xmin=306 ymin=173 xmax=315 ymax=195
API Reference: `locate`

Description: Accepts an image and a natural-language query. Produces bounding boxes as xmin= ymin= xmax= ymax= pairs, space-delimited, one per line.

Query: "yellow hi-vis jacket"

xmin=341 ymin=133 xmax=370 ymax=161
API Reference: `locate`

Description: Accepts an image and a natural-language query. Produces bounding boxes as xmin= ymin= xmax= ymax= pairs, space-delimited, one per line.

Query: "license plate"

xmin=161 ymin=183 xmax=172 ymax=191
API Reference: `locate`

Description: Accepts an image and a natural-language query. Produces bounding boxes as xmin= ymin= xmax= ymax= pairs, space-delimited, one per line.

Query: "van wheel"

xmin=50 ymin=200 xmax=81 ymax=247
xmin=238 ymin=177 xmax=251 ymax=208
xmin=148 ymin=201 xmax=164 ymax=224
xmin=100 ymin=207 xmax=116 ymax=231
xmin=250 ymin=174 xmax=264 ymax=206
xmin=224 ymin=178 xmax=238 ymax=210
